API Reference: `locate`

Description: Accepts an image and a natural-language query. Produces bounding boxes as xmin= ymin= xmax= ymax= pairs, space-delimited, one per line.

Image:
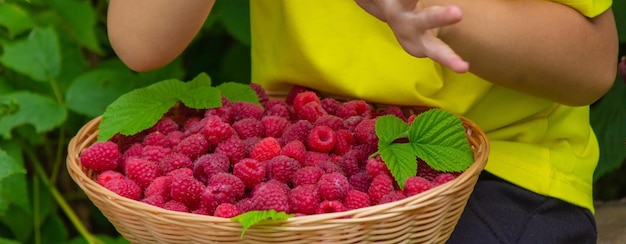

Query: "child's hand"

xmin=355 ymin=0 xmax=469 ymax=73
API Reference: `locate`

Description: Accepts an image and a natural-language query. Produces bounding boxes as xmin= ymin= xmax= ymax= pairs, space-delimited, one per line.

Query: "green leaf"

xmin=66 ymin=69 xmax=134 ymax=117
xmin=0 ymin=27 xmax=61 ymax=82
xmin=408 ymin=109 xmax=473 ymax=172
xmin=613 ymin=1 xmax=626 ymax=42
xmin=0 ymin=149 xmax=25 ymax=185
xmin=0 ymin=204 xmax=32 ymax=242
xmin=218 ymin=0 xmax=250 ymax=46
xmin=0 ymin=92 xmax=67 ymax=139
xmin=98 ymin=79 xmax=185 ymax=141
xmin=179 ymin=86 xmax=222 ymax=109
xmin=0 ymin=237 xmax=21 ymax=244
xmin=0 ymin=148 xmax=26 ymax=215
xmin=375 ymin=115 xmax=409 ymax=146
xmin=231 ymin=210 xmax=293 ymax=238
xmin=187 ymin=72 xmax=213 ymax=89
xmin=48 ymin=0 xmax=102 ymax=53
xmin=217 ymin=82 xmax=259 ymax=104
xmin=0 ymin=3 xmax=34 ymax=38
xmin=591 ymin=80 xmax=626 ymax=182
xmin=379 ymin=143 xmax=417 ymax=189
xmin=39 ymin=214 xmax=69 ymax=243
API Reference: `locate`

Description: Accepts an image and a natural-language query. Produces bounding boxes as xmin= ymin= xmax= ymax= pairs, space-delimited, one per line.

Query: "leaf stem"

xmin=33 ymin=176 xmax=41 ymax=244
xmin=50 ymin=126 xmax=66 ymax=183
xmin=49 ymin=77 xmax=64 ymax=106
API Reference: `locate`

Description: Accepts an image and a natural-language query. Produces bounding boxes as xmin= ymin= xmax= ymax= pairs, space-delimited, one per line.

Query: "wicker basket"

xmin=67 ymin=111 xmax=489 ymax=244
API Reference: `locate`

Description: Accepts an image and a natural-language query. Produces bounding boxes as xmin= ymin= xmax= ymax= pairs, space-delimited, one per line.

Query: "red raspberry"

xmin=348 ymin=171 xmax=371 ymax=193
xmin=80 ymin=141 xmax=120 ymax=172
xmin=193 ymin=153 xmax=230 ymax=184
xmin=293 ymin=91 xmax=321 ymax=114
xmin=353 ymin=119 xmax=378 ymax=146
xmin=243 ymin=137 xmax=262 ymax=155
xmin=404 ymin=176 xmax=434 ymax=197
xmin=304 ymin=151 xmax=333 ymax=167
xmin=251 ymin=182 xmax=290 ymax=212
xmin=290 ymin=184 xmax=320 ymax=215
xmin=214 ymin=203 xmax=242 ymax=218
xmin=233 ymin=158 xmax=266 ymax=189
xmin=141 ymin=145 xmax=171 ymax=163
xmin=249 ymin=137 xmax=281 ymax=162
xmin=201 ymin=184 xmax=238 ymax=213
xmin=236 ymin=198 xmax=254 ymax=213
xmin=292 ymin=166 xmax=324 ymax=187
xmin=141 ymin=195 xmax=166 ymax=208
xmin=320 ymin=98 xmax=341 ymax=116
xmin=166 ymin=167 xmax=194 ymax=178
xmin=249 ymin=83 xmax=269 ymax=106
xmin=316 ymin=161 xmax=344 ymax=175
xmin=333 ymin=129 xmax=354 ymax=155
xmin=417 ymin=158 xmax=438 ymax=181
xmin=192 ymin=207 xmax=211 ymax=216
xmin=343 ymin=190 xmax=371 ymax=210
xmin=119 ymin=143 xmax=142 ymax=173
xmin=379 ymin=190 xmax=406 ymax=204
xmin=296 ymin=102 xmax=327 ymax=123
xmin=368 ymin=174 xmax=395 ymax=204
xmin=366 ymin=156 xmax=391 ymax=179
xmin=281 ymin=140 xmax=306 ymax=163
xmin=407 ymin=114 xmax=417 ymax=124
xmin=336 ymin=100 xmax=372 ymax=119
xmin=204 ymin=105 xmax=233 ymax=125
xmin=313 ymin=115 xmax=345 ymax=131
xmin=96 ymin=170 xmax=124 ymax=186
xmin=153 ymin=117 xmax=180 ymax=134
xmin=262 ymin=116 xmax=290 ymax=138
xmin=316 ymin=200 xmax=346 ymax=214
xmin=166 ymin=131 xmax=184 ymax=146
xmin=144 ymin=175 xmax=173 ymax=201
xmin=158 ymin=152 xmax=192 ymax=174
xmin=307 ymin=126 xmax=336 ymax=153
xmin=203 ymin=115 xmax=234 ymax=146
xmin=125 ymin=157 xmax=160 ymax=189
xmin=382 ymin=106 xmax=406 ymax=121
xmin=231 ymin=101 xmax=264 ymax=122
xmin=232 ymin=118 xmax=265 ymax=139
xmin=317 ymin=172 xmax=350 ymax=201
xmin=104 ymin=178 xmax=142 ymax=200
xmin=433 ymin=173 xmax=457 ymax=186
xmin=339 ymin=148 xmax=368 ymax=176
xmin=175 ymin=133 xmax=209 ymax=160
xmin=281 ymin=120 xmax=313 ymax=145
xmin=267 ymin=155 xmax=300 ymax=184
xmin=183 ymin=117 xmax=206 ymax=136
xmin=163 ymin=200 xmax=189 ymax=212
xmin=285 ymin=85 xmax=312 ymax=105
xmin=170 ymin=174 xmax=204 ymax=208
xmin=263 ymin=101 xmax=291 ymax=119
xmin=214 ymin=136 xmax=247 ymax=165
xmin=208 ymin=173 xmax=245 ymax=200
xmin=343 ymin=116 xmax=364 ymax=132
xmin=142 ymin=131 xmax=170 ymax=148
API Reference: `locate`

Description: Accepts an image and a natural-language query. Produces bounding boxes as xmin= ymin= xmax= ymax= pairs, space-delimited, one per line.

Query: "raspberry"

xmin=232 ymin=118 xmax=265 ymax=139
xmin=80 ymin=141 xmax=120 ymax=172
xmin=293 ymin=91 xmax=321 ymax=114
xmin=281 ymin=140 xmax=306 ymax=163
xmin=163 ymin=200 xmax=189 ymax=212
xmin=290 ymin=184 xmax=320 ymax=215
xmin=175 ymin=133 xmax=209 ymax=160
xmin=141 ymin=195 xmax=166 ymax=208
xmin=249 ymin=83 xmax=269 ymax=106
xmin=203 ymin=115 xmax=234 ymax=146
xmin=336 ymin=100 xmax=372 ymax=119
xmin=166 ymin=167 xmax=194 ymax=178
xmin=119 ymin=143 xmax=143 ymax=173
xmin=417 ymin=159 xmax=438 ymax=181
xmin=320 ymin=98 xmax=341 ymax=116
xmin=285 ymin=85 xmax=313 ymax=105
xmin=96 ymin=170 xmax=124 ymax=187
xmin=433 ymin=173 xmax=457 ymax=186
xmin=233 ymin=158 xmax=266 ymax=189
xmin=251 ymin=182 xmax=290 ymax=212
xmin=104 ymin=178 xmax=142 ymax=200
xmin=339 ymin=149 xmax=368 ymax=176
xmin=317 ymin=172 xmax=350 ymax=201
xmin=249 ymin=137 xmax=281 ymax=162
xmin=407 ymin=114 xmax=417 ymax=124
xmin=142 ymin=131 xmax=170 ymax=148
xmin=263 ymin=101 xmax=291 ymax=119
xmin=141 ymin=145 xmax=171 ymax=163
xmin=214 ymin=135 xmax=247 ymax=165
xmin=366 ymin=156 xmax=391 ymax=179
xmin=201 ymin=184 xmax=238 ymax=213
xmin=368 ymin=174 xmax=395 ymax=204
xmin=307 ymin=126 xmax=336 ymax=153
xmin=262 ymin=116 xmax=290 ymax=138
xmin=343 ymin=116 xmax=364 ymax=132
xmin=381 ymin=106 xmax=406 ymax=121
xmin=353 ymin=119 xmax=378 ymax=146
xmin=304 ymin=151 xmax=333 ymax=167
xmin=153 ymin=117 xmax=180 ymax=134
xmin=192 ymin=207 xmax=211 ymax=216
xmin=404 ymin=176 xmax=434 ymax=197
xmin=236 ymin=198 xmax=254 ymax=213
xmin=316 ymin=200 xmax=346 ymax=214
xmin=316 ymin=161 xmax=344 ymax=175
xmin=313 ymin=115 xmax=345 ymax=131
xmin=343 ymin=190 xmax=371 ymax=210
xmin=166 ymin=131 xmax=184 ymax=146
xmin=292 ymin=166 xmax=324 ymax=187
xmin=159 ymin=152 xmax=192 ymax=174
xmin=125 ymin=157 xmax=160 ymax=189
xmin=170 ymin=174 xmax=204 ymax=208
xmin=208 ymin=173 xmax=245 ymax=200
xmin=267 ymin=155 xmax=300 ymax=184
xmin=183 ymin=117 xmax=206 ymax=136
xmin=192 ymin=153 xmax=231 ymax=184
xmin=348 ymin=171 xmax=371 ymax=193
xmin=296 ymin=102 xmax=327 ymax=123
xmin=144 ymin=175 xmax=173 ymax=201
xmin=379 ymin=190 xmax=406 ymax=204
xmin=281 ymin=120 xmax=313 ymax=145
xmin=243 ymin=137 xmax=262 ymax=155
xmin=204 ymin=105 xmax=233 ymax=125
xmin=231 ymin=101 xmax=264 ymax=121
xmin=214 ymin=203 xmax=242 ymax=218
xmin=333 ymin=129 xmax=354 ymax=155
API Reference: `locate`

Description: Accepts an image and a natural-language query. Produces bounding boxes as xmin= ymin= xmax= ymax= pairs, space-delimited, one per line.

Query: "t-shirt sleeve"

xmin=549 ymin=0 xmax=612 ymax=17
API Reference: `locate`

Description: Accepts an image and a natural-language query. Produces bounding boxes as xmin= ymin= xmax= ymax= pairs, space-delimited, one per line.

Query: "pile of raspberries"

xmin=80 ymin=85 xmax=458 ymax=218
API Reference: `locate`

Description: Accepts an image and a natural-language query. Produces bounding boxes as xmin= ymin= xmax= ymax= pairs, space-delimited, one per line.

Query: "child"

xmin=107 ymin=0 xmax=618 ymax=242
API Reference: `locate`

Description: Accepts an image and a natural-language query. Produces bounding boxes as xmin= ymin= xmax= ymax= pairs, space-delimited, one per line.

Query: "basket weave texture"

xmin=67 ymin=111 xmax=489 ymax=244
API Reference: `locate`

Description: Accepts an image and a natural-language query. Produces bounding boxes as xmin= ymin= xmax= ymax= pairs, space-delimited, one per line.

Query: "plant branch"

xmin=50 ymin=126 xmax=67 ymax=183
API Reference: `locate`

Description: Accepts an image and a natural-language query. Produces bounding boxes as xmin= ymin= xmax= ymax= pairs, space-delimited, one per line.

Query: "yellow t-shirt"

xmin=250 ymin=1 xmax=612 ymax=212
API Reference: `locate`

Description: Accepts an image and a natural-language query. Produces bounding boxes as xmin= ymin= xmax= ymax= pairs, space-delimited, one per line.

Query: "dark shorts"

xmin=447 ymin=172 xmax=597 ymax=244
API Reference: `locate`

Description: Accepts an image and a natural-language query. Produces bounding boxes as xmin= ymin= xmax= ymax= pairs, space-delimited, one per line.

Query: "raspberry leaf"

xmin=186 ymin=72 xmax=212 ymax=89
xmin=231 ymin=210 xmax=294 ymax=238
xmin=378 ymin=143 xmax=416 ymax=190
xmin=375 ymin=115 xmax=409 ymax=146
xmin=0 ymin=92 xmax=67 ymax=139
xmin=408 ymin=109 xmax=473 ymax=172
xmin=217 ymin=82 xmax=260 ymax=105
xmin=179 ymin=86 xmax=222 ymax=109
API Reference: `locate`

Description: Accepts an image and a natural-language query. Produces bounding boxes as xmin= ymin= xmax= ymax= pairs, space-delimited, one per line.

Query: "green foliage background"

xmin=0 ymin=0 xmax=623 ymax=243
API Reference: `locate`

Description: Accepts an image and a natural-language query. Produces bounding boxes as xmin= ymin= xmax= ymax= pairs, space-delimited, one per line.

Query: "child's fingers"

xmin=422 ymin=35 xmax=469 ymax=73
xmin=411 ymin=5 xmax=462 ymax=31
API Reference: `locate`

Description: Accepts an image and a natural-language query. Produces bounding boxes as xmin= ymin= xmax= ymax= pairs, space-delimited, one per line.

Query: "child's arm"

xmin=357 ymin=0 xmax=618 ymax=106
xmin=107 ymin=0 xmax=215 ymax=72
